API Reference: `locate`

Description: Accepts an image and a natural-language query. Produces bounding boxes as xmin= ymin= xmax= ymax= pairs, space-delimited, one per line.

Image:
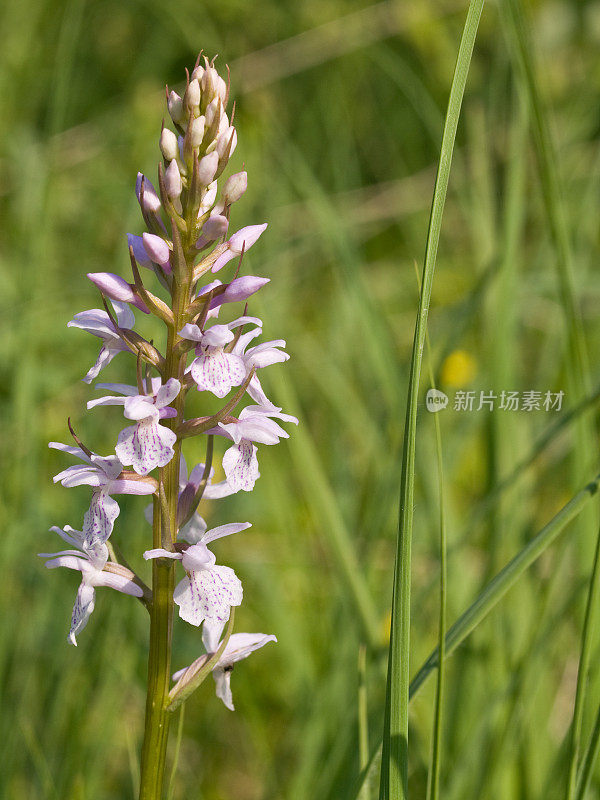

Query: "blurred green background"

xmin=3 ymin=0 xmax=600 ymax=797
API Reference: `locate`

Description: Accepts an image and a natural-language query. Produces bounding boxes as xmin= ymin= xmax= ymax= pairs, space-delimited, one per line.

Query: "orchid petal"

xmin=116 ymin=420 xmax=177 ymax=476
xmin=179 ymin=323 xmax=204 ymax=342
xmin=82 ymin=490 xmax=120 ymax=545
xmin=94 ymin=382 xmax=139 ymax=396
xmin=69 ymin=583 xmax=96 ymax=645
xmin=87 ymin=395 xmax=128 ymax=410
xmin=179 ymin=514 xmax=208 ymax=545
xmin=201 ymin=522 xmax=251 ymax=544
xmin=190 ymin=351 xmax=245 ymax=398
xmin=156 ymin=378 xmax=181 ymax=408
xmin=221 ymin=442 xmax=260 ymax=492
xmin=123 ymin=395 xmax=158 ymax=421
xmin=213 ymin=669 xmax=234 ymax=710
xmin=90 ymin=572 xmax=144 ymax=596
xmin=173 ymin=565 xmax=242 ymax=627
xmin=143 ymin=548 xmax=182 ymax=561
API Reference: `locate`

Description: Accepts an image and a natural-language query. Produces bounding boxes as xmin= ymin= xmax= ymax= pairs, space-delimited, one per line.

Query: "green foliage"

xmin=2 ymin=0 xmax=600 ymax=797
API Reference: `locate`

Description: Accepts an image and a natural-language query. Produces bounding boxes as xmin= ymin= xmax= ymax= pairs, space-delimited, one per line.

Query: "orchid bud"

xmin=197 ymin=151 xmax=219 ymax=186
xmin=165 ymin=160 xmax=182 ymax=199
xmin=218 ymin=112 xmax=230 ymax=136
xmin=190 ymin=115 xmax=205 ymax=148
xmin=222 ymin=171 xmax=247 ymax=204
xmin=205 ymin=97 xmax=221 ymax=130
xmin=87 ymin=272 xmax=150 ymax=313
xmin=204 ymin=214 xmax=229 ymax=239
xmin=197 ymin=278 xmax=222 ymax=298
xmin=195 ymin=214 xmax=229 ymax=248
xmin=201 ymin=66 xmax=217 ymax=101
xmin=142 ymin=232 xmax=171 ymax=267
xmin=214 ymin=275 xmax=270 ymax=307
xmin=160 ymin=128 xmax=179 ymax=161
xmin=184 ymin=79 xmax=201 ymax=113
xmin=229 ymin=223 xmax=267 ymax=254
xmin=167 ymin=91 xmax=184 ymax=125
xmin=216 ymin=126 xmax=237 ymax=160
xmin=211 ymin=223 xmax=268 ymax=272
xmin=199 ymin=181 xmax=218 ymax=216
xmin=135 ymin=173 xmax=161 ymax=213
xmin=127 ymin=233 xmax=152 ymax=268
xmin=214 ymin=74 xmax=228 ymax=104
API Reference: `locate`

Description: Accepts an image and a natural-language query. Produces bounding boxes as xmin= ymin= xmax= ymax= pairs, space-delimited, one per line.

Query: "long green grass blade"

xmin=566 ymin=524 xmax=600 ymax=797
xmin=358 ymin=645 xmax=371 ymax=800
xmin=357 ymin=471 xmax=600 ymax=800
xmin=500 ymin=4 xmax=598 ymax=795
xmin=575 ymin=701 xmax=600 ymax=800
xmin=423 ymin=300 xmax=447 ymax=800
xmin=501 ymin=0 xmax=590 ymax=394
xmin=410 ymin=472 xmax=600 ymax=698
xmin=379 ymin=2 xmax=484 ymax=797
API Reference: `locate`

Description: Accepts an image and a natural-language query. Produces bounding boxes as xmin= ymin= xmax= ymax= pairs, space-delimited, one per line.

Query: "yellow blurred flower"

xmin=380 ymin=611 xmax=391 ymax=645
xmin=440 ymin=350 xmax=477 ymax=387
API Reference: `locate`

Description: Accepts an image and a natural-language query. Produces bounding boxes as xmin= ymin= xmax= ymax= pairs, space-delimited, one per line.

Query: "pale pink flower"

xmin=180 ymin=316 xmax=261 ymax=398
xmin=68 ymin=301 xmax=134 ymax=384
xmin=172 ymin=631 xmax=277 ymax=710
xmin=40 ymin=527 xmax=142 ymax=645
xmin=144 ymin=522 xmax=250 ymax=628
xmin=87 ymin=378 xmax=180 ymax=475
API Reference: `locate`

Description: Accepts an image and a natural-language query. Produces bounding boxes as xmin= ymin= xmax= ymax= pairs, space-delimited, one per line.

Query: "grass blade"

xmin=358 ymin=645 xmax=371 ymax=800
xmin=422 ymin=288 xmax=447 ymax=800
xmin=409 ymin=472 xmax=600 ymax=699
xmin=379 ymin=2 xmax=484 ymax=797
xmin=575 ymin=701 xmax=600 ymax=800
xmin=566 ymin=524 xmax=600 ymax=797
xmin=500 ymin=4 xmax=598 ymax=794
xmin=358 ymin=471 xmax=600 ymax=798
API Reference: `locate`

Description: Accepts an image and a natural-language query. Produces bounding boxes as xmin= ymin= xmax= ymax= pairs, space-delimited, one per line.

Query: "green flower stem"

xmin=139 ymin=496 xmax=175 ymax=800
xmin=379 ymin=1 xmax=484 ymax=797
xmin=139 ymin=267 xmax=191 ymax=800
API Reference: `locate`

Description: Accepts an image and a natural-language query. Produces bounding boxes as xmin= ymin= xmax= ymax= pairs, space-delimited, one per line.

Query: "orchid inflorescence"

xmin=41 ymin=54 xmax=296 ymax=733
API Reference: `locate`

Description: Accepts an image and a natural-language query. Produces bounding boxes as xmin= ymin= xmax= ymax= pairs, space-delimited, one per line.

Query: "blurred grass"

xmin=2 ymin=0 xmax=600 ymax=798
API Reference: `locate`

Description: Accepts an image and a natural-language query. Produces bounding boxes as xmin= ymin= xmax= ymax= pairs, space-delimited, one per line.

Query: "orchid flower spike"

xmin=87 ymin=378 xmax=181 ymax=475
xmin=68 ymin=301 xmax=134 ymax=384
xmin=172 ymin=631 xmax=277 ymax=711
xmin=143 ymin=521 xmax=250 ymax=628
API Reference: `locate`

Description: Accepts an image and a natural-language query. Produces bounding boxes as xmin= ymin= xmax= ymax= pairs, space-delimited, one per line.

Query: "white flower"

xmin=172 ymin=631 xmax=277 ymax=711
xmin=50 ymin=443 xmax=156 ymax=543
xmin=209 ymin=405 xmax=298 ymax=492
xmin=143 ymin=522 xmax=250 ymax=628
xmin=230 ymin=326 xmax=289 ymax=406
xmin=180 ymin=316 xmax=261 ymax=399
xmin=87 ymin=378 xmax=181 ymax=475
xmin=40 ymin=527 xmax=142 ymax=645
xmin=68 ymin=301 xmax=134 ymax=384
